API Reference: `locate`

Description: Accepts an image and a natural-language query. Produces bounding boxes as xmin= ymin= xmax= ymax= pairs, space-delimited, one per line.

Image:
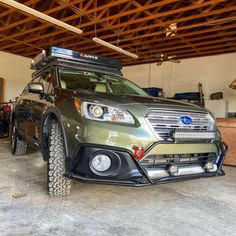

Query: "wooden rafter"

xmin=0 ymin=0 xmax=235 ymax=65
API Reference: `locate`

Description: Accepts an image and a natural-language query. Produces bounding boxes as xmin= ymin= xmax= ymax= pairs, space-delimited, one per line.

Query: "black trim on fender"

xmin=41 ymin=107 xmax=69 ymax=160
xmin=217 ymin=142 xmax=228 ymax=173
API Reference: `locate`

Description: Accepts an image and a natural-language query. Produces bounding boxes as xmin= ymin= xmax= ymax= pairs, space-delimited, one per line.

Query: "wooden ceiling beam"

xmin=0 ymin=0 xmax=236 ymax=64
xmin=3 ymin=0 xmax=227 ymax=54
xmin=0 ymin=0 xmax=131 ymax=44
xmin=119 ymin=0 xmax=154 ymax=32
xmin=117 ymin=46 xmax=232 ymax=64
xmin=67 ymin=0 xmax=177 ymax=53
xmin=5 ymin=13 xmax=236 ymax=57
xmin=138 ymin=41 xmax=236 ymax=59
xmin=0 ymin=34 xmax=42 ymax=51
xmin=0 ymin=0 xmax=41 ymax=18
xmin=24 ymin=42 xmax=236 ymax=64
xmin=0 ymin=0 xmax=181 ymax=41
xmin=92 ymin=0 xmax=228 ymax=35
xmin=137 ymin=36 xmax=236 ymax=55
xmin=0 ymin=0 xmax=84 ymax=32
xmin=164 ymin=43 xmax=236 ymax=59
xmin=8 ymin=2 xmax=133 ymax=53
xmin=178 ymin=0 xmax=218 ymax=52
xmin=22 ymin=31 xmax=236 ymax=60
xmin=98 ymin=12 xmax=236 ymax=43
xmin=125 ymin=0 xmax=169 ymax=57
xmin=81 ymin=0 xmax=180 ymax=26
xmin=63 ymin=32 xmax=236 ymax=59
xmin=133 ymin=29 xmax=236 ymax=50
xmin=169 ymin=34 xmax=200 ymax=53
xmin=33 ymin=15 xmax=236 ymax=55
xmin=99 ymin=27 xmax=236 ymax=57
xmin=0 ymin=0 xmax=136 ymax=33
xmin=16 ymin=0 xmax=233 ymax=53
xmin=55 ymin=0 xmax=138 ymax=55
xmin=122 ymin=1 xmax=182 ymax=57
xmin=64 ymin=29 xmax=236 ymax=55
xmin=127 ymin=0 xmax=180 ymax=55
xmin=111 ymin=17 xmax=236 ymax=45
xmin=131 ymin=0 xmax=155 ymax=17
xmin=123 ymin=46 xmax=236 ymax=66
xmin=51 ymin=0 xmax=225 ymax=43
xmin=97 ymin=2 xmax=235 ymax=42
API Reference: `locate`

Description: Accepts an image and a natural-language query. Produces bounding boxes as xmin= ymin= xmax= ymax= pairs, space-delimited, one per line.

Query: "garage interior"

xmin=0 ymin=0 xmax=236 ymax=235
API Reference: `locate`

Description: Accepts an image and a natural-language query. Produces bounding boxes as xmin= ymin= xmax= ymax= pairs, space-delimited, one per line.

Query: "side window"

xmin=39 ymin=72 xmax=53 ymax=95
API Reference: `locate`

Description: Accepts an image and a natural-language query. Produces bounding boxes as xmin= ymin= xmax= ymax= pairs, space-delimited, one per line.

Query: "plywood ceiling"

xmin=0 ymin=0 xmax=236 ymax=66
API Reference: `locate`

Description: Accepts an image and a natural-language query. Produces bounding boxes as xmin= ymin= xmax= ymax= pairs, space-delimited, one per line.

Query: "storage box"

xmin=217 ymin=118 xmax=236 ymax=166
xmin=205 ymin=100 xmax=228 ymax=118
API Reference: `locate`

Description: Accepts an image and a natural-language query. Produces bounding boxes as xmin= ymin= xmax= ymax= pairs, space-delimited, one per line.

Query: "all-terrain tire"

xmin=11 ymin=121 xmax=27 ymax=155
xmin=47 ymin=122 xmax=71 ymax=196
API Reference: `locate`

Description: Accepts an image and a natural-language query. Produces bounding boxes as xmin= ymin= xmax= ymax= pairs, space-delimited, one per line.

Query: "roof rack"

xmin=31 ymin=46 xmax=122 ymax=71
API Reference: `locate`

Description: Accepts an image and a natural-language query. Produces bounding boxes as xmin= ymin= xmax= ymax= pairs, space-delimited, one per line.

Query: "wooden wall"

xmin=217 ymin=118 xmax=236 ymax=166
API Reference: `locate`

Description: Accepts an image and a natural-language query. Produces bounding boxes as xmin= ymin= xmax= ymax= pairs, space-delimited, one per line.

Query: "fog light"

xmin=205 ymin=162 xmax=214 ymax=170
xmin=91 ymin=154 xmax=111 ymax=172
xmin=169 ymin=165 xmax=178 ymax=174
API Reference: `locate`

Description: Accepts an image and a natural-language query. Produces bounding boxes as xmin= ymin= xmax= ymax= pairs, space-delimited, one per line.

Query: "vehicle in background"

xmin=0 ymin=101 xmax=13 ymax=138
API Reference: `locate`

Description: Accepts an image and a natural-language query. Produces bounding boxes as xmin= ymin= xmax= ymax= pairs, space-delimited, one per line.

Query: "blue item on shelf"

xmin=143 ymin=87 xmax=163 ymax=97
xmin=174 ymin=92 xmax=200 ymax=100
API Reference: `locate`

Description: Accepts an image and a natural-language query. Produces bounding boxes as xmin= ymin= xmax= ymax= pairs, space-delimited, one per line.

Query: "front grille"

xmin=146 ymin=110 xmax=214 ymax=139
xmin=141 ymin=153 xmax=216 ymax=168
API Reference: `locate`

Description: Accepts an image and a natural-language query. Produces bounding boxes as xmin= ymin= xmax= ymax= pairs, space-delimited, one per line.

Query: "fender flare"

xmin=41 ymin=107 xmax=69 ymax=161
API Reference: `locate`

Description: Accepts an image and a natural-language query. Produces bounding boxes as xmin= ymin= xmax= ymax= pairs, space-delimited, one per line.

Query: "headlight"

xmin=89 ymin=105 xmax=103 ymax=118
xmin=81 ymin=101 xmax=135 ymax=124
xmin=206 ymin=113 xmax=215 ymax=131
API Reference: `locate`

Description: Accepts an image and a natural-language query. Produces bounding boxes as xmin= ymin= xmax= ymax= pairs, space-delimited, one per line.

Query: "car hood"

xmin=76 ymin=91 xmax=206 ymax=114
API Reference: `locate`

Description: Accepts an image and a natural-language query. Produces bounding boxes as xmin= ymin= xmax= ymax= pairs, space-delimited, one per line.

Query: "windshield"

xmin=58 ymin=68 xmax=148 ymax=97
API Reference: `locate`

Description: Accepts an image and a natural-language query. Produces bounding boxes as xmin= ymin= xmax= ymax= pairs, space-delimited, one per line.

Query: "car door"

xmin=28 ymin=69 xmax=55 ymax=144
xmin=15 ymin=77 xmax=41 ymax=139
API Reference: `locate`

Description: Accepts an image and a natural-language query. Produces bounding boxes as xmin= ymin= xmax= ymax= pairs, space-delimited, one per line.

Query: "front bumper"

xmin=67 ymin=141 xmax=228 ymax=186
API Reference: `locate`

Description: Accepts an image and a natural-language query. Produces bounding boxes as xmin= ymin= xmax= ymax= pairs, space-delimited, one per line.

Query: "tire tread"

xmin=48 ymin=122 xmax=71 ymax=196
xmin=11 ymin=122 xmax=27 ymax=156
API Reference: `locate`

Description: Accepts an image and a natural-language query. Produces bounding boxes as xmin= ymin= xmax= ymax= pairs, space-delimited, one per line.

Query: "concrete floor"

xmin=0 ymin=139 xmax=236 ymax=236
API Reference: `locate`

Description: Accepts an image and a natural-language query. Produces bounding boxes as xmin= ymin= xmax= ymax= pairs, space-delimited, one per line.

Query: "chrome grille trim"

xmin=146 ymin=110 xmax=214 ymax=138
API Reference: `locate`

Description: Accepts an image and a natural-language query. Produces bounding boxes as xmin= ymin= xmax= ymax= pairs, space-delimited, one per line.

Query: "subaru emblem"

xmin=180 ymin=116 xmax=193 ymax=125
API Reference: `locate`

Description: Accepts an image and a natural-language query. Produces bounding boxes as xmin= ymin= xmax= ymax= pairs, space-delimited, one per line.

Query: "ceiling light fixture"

xmin=166 ymin=23 xmax=177 ymax=37
xmin=93 ymin=37 xmax=138 ymax=59
xmin=0 ymin=0 xmax=83 ymax=35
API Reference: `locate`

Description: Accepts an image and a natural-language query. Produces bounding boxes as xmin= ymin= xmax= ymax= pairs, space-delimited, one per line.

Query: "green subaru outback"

xmin=11 ymin=46 xmax=227 ymax=196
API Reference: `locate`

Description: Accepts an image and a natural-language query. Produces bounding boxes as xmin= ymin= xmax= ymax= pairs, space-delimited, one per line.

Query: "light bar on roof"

xmin=93 ymin=37 xmax=139 ymax=59
xmin=0 ymin=0 xmax=83 ymax=35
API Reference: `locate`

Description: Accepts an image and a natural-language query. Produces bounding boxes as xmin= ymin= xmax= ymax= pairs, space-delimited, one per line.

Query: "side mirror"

xmin=28 ymin=82 xmax=44 ymax=94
